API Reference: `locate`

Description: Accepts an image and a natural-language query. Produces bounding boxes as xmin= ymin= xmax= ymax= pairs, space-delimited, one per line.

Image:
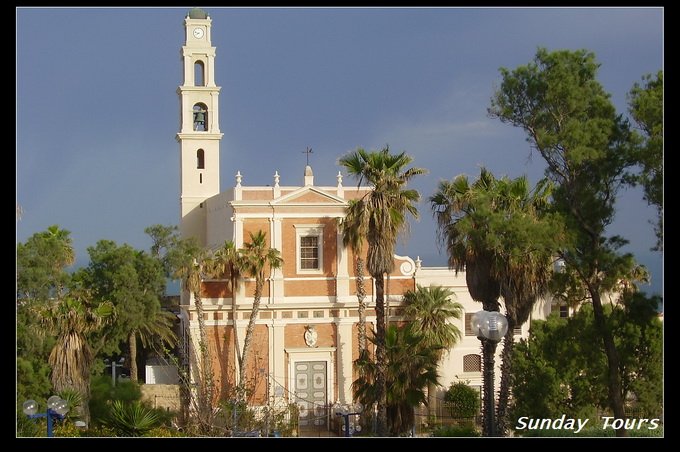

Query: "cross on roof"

xmin=302 ymin=146 xmax=313 ymax=165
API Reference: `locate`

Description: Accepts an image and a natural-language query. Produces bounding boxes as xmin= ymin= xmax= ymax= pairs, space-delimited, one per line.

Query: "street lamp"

xmin=22 ymin=395 xmax=69 ymax=437
xmin=104 ymin=357 xmax=125 ymax=386
xmin=333 ymin=402 xmax=363 ymax=437
xmin=471 ymin=310 xmax=508 ymax=437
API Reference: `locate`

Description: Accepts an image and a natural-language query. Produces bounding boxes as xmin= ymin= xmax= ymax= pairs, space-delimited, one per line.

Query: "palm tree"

xmin=213 ymin=240 xmax=245 ymax=384
xmin=430 ymin=169 xmax=502 ymax=436
xmin=403 ymin=285 xmax=463 ymax=418
xmin=38 ymin=289 xmax=113 ymax=425
xmin=131 ymin=309 xmax=179 ymax=382
xmin=237 ymin=230 xmax=283 ymax=400
xmin=430 ymin=169 xmax=561 ymax=436
xmin=340 ymin=200 xmax=369 ymax=354
xmin=339 ymin=146 xmax=426 ymax=436
xmin=353 ymin=325 xmax=439 ymax=436
xmin=174 ymin=246 xmax=216 ymax=431
xmin=490 ymin=175 xmax=558 ymax=435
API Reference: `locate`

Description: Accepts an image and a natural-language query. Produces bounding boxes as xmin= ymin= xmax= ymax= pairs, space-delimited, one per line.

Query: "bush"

xmin=443 ymin=382 xmax=480 ymax=419
xmin=431 ymin=423 xmax=480 ymax=437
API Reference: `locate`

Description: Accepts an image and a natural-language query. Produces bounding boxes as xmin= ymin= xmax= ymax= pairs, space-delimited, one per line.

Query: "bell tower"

xmin=177 ymin=7 xmax=222 ymax=245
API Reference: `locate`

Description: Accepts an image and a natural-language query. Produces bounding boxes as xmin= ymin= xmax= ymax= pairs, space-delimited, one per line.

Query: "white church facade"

xmin=175 ymin=8 xmax=557 ymax=428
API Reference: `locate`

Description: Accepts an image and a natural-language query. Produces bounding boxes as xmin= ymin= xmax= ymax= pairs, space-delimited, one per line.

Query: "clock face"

xmin=193 ymin=27 xmax=204 ymax=39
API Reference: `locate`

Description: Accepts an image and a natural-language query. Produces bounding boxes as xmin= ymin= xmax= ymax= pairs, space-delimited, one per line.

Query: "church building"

xmin=175 ymin=8 xmax=554 ymax=429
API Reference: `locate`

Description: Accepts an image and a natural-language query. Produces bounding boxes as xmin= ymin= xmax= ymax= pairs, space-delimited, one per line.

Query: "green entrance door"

xmin=295 ymin=361 xmax=327 ymax=427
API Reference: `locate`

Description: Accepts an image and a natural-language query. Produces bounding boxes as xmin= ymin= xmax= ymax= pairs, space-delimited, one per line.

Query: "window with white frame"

xmin=295 ymin=225 xmax=324 ymax=273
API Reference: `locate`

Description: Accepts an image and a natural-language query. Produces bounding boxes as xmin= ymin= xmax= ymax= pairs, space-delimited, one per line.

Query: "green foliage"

xmin=627 ymin=71 xmax=663 ymax=251
xmin=353 ymin=325 xmax=440 ymax=436
xmin=103 ymin=400 xmax=162 ymax=437
xmin=489 ymin=47 xmax=651 ymax=430
xmin=89 ymin=375 xmax=143 ymax=425
xmin=340 ymin=145 xmax=427 ymax=436
xmin=17 ymin=226 xmax=75 ymax=405
xmin=510 ymin=297 xmax=663 ymax=428
xmin=444 ymin=382 xmax=480 ymax=419
xmin=76 ymin=240 xmax=167 ymax=360
xmin=431 ymin=423 xmax=480 ymax=437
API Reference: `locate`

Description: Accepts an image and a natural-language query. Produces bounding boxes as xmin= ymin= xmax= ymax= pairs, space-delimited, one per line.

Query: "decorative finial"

xmin=235 ymin=171 xmax=242 ymax=187
xmin=415 ymin=256 xmax=422 ymax=270
xmin=274 ymin=171 xmax=280 ymax=187
xmin=336 ymin=171 xmax=343 ymax=187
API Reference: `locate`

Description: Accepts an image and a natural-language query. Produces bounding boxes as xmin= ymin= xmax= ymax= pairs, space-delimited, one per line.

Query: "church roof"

xmin=188 ymin=7 xmax=208 ymax=19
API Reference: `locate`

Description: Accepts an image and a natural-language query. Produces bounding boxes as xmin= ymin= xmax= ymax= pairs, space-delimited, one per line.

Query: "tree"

xmin=339 ymin=201 xmax=369 ymax=354
xmin=402 ymin=285 xmax=463 ymax=417
xmin=76 ymin=241 xmax=170 ymax=383
xmin=339 ymin=146 xmax=426 ymax=436
xmin=353 ymin=325 xmax=440 ymax=436
xmin=510 ymin=295 xmax=662 ymax=428
xmin=38 ymin=287 xmax=113 ymax=425
xmin=489 ymin=47 xmax=643 ymax=435
xmin=429 ymin=168 xmax=503 ymax=436
xmin=173 ymin=244 xmax=216 ymax=432
xmin=17 ymin=226 xmax=75 ymax=406
xmin=237 ymin=230 xmax=283 ymax=400
xmin=489 ymin=175 xmax=560 ymax=435
xmin=17 ymin=225 xmax=74 ymax=301
xmin=628 ymin=71 xmax=663 ymax=251
xmin=213 ymin=240 xmax=245 ymax=385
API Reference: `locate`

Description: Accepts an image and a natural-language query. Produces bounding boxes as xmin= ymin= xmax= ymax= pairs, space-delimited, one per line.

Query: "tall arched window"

xmin=197 ymin=149 xmax=205 ymax=169
xmin=193 ymin=103 xmax=208 ymax=131
xmin=194 ymin=60 xmax=205 ymax=86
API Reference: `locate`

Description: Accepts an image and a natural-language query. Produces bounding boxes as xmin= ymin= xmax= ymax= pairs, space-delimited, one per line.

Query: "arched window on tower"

xmin=193 ymin=103 xmax=208 ymax=131
xmin=194 ymin=60 xmax=205 ymax=86
xmin=197 ymin=149 xmax=205 ymax=169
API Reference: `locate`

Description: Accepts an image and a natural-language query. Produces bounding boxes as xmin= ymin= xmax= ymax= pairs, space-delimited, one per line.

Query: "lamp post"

xmin=333 ymin=402 xmax=363 ymax=437
xmin=22 ymin=395 xmax=69 ymax=437
xmin=104 ymin=357 xmax=125 ymax=386
xmin=471 ymin=310 xmax=508 ymax=437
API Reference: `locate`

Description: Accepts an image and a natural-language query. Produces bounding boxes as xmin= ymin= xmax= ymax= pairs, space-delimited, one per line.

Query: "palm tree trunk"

xmin=496 ymin=319 xmax=515 ymax=437
xmin=481 ymin=338 xmax=499 ymax=437
xmin=231 ymin=272 xmax=242 ymax=386
xmin=590 ymin=285 xmax=627 ymax=437
xmin=356 ymin=257 xmax=367 ymax=353
xmin=193 ymin=291 xmax=214 ymax=427
xmin=239 ymin=278 xmax=264 ymax=401
xmin=480 ymin=298 xmax=500 ymax=437
xmin=129 ymin=330 xmax=138 ymax=383
xmin=427 ymin=381 xmax=437 ymax=420
xmin=373 ymin=274 xmax=387 ymax=436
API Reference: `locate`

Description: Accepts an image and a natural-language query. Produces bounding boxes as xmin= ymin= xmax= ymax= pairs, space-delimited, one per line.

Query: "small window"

xmin=199 ymin=173 xmax=203 ymax=184
xmin=513 ymin=324 xmax=522 ymax=335
xmin=465 ymin=313 xmax=476 ymax=336
xmin=463 ymin=354 xmax=481 ymax=372
xmin=197 ymin=149 xmax=205 ymax=169
xmin=193 ymin=103 xmax=208 ymax=131
xmin=559 ymin=305 xmax=568 ymax=318
xmin=194 ymin=60 xmax=205 ymax=87
xmin=300 ymin=236 xmax=319 ymax=270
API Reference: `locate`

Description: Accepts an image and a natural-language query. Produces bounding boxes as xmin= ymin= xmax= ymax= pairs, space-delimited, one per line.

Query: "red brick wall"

xmin=284 ymin=323 xmax=336 ymax=348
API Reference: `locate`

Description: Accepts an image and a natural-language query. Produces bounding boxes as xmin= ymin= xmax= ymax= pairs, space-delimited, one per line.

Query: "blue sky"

xmin=16 ymin=7 xmax=663 ymax=296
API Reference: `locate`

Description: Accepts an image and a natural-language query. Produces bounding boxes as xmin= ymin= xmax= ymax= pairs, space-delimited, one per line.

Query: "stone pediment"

xmin=273 ymin=186 xmax=347 ymax=206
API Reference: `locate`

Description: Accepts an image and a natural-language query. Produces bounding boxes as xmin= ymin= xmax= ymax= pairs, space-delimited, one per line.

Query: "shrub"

xmin=443 ymin=382 xmax=480 ymax=419
xmin=432 ymin=423 xmax=480 ymax=437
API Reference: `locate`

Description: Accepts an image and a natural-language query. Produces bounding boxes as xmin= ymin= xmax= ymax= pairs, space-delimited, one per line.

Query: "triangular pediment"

xmin=273 ymin=186 xmax=347 ymax=205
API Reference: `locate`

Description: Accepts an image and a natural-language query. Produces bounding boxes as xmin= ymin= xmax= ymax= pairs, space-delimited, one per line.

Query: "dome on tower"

xmin=188 ymin=7 xmax=208 ymax=19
